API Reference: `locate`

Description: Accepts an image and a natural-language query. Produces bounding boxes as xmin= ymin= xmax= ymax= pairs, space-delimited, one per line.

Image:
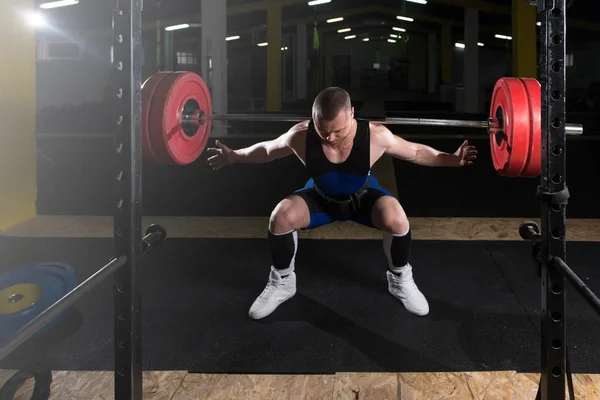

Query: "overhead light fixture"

xmin=392 ymin=27 xmax=406 ymax=32
xmin=281 ymin=46 xmax=289 ymax=50
xmin=308 ymin=0 xmax=331 ymax=5
xmin=362 ymin=38 xmax=369 ymax=41
xmin=344 ymin=35 xmax=356 ymax=40
xmin=388 ymin=39 xmax=397 ymax=43
xmin=537 ymin=21 xmax=541 ymax=26
xmin=397 ymin=16 xmax=414 ymax=22
xmin=165 ymin=23 xmax=190 ymax=31
xmin=257 ymin=42 xmax=268 ymax=46
xmin=390 ymin=34 xmax=397 ymax=38
xmin=406 ymin=0 xmax=427 ymax=3
xmin=455 ymin=42 xmax=484 ymax=48
xmin=25 ymin=12 xmax=47 ymax=28
xmin=40 ymin=0 xmax=78 ymax=9
xmin=226 ymin=35 xmax=240 ymax=41
xmin=338 ymin=28 xmax=351 ymax=33
xmin=495 ymin=34 xmax=512 ymax=40
xmin=327 ymin=17 xmax=344 ymax=23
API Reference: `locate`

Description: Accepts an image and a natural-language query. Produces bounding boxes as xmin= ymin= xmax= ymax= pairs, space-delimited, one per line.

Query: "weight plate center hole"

xmin=181 ymin=99 xmax=201 ymax=138
xmin=495 ymin=106 xmax=507 ymax=148
xmin=8 ymin=293 xmax=24 ymax=303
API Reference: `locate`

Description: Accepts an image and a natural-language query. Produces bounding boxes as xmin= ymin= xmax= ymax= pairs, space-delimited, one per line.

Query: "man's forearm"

xmin=231 ymin=142 xmax=272 ymax=163
xmin=414 ymin=144 xmax=459 ymax=167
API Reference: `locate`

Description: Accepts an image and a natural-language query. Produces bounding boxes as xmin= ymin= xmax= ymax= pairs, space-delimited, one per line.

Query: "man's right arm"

xmin=230 ymin=122 xmax=306 ymax=164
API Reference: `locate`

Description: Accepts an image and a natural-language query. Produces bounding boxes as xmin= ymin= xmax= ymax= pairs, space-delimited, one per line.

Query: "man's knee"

xmin=269 ymin=196 xmax=310 ymax=234
xmin=372 ymin=196 xmax=409 ymax=235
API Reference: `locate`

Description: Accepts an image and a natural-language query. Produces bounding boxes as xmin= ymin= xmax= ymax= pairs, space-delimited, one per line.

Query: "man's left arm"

xmin=374 ymin=125 xmax=477 ymax=167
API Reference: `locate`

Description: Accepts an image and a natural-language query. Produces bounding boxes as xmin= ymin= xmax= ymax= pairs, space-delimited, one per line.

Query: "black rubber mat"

xmin=1 ymin=237 xmax=599 ymax=374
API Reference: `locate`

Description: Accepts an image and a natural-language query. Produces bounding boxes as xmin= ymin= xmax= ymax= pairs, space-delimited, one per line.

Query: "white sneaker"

xmin=387 ymin=264 xmax=429 ymax=316
xmin=248 ymin=266 xmax=297 ymax=320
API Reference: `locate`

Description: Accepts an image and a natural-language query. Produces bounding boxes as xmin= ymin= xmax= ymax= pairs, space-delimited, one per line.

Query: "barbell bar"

xmin=141 ymin=71 xmax=584 ymax=177
xmin=182 ymin=112 xmax=583 ymax=135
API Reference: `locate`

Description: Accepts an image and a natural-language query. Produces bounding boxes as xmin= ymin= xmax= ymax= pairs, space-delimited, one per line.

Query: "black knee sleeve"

xmin=383 ymin=229 xmax=411 ymax=271
xmin=268 ymin=229 xmax=298 ymax=276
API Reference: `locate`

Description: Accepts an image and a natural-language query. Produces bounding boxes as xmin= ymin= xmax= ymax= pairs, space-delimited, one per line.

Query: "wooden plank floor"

xmin=2 ymin=215 xmax=600 ymax=241
xmin=1 ymin=370 xmax=600 ymax=399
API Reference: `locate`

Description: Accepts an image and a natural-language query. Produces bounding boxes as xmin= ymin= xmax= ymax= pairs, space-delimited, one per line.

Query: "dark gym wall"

xmin=36 ymin=35 xmax=112 ymax=110
xmin=34 ymin=133 xmax=600 ymax=219
xmin=0 ymin=0 xmax=37 ymax=231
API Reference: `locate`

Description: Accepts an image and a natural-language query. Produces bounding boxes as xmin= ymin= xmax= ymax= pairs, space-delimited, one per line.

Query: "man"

xmin=207 ymin=87 xmax=477 ymax=320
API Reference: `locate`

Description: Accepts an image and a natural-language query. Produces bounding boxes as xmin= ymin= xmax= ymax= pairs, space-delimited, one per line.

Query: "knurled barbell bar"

xmin=141 ymin=71 xmax=583 ymax=177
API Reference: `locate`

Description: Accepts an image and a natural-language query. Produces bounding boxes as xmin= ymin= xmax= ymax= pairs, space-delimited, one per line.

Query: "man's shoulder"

xmin=287 ymin=120 xmax=310 ymax=138
xmin=280 ymin=121 xmax=309 ymax=148
xmin=368 ymin=121 xmax=390 ymax=136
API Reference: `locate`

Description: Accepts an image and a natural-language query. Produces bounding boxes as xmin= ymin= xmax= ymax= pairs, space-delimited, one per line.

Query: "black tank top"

xmin=305 ymin=119 xmax=371 ymax=197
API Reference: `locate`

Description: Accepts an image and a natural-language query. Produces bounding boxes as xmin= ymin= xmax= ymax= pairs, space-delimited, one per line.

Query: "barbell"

xmin=141 ymin=71 xmax=583 ymax=177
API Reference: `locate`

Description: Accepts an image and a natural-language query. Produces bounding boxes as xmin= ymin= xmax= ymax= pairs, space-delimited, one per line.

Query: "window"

xmin=177 ymin=52 xmax=197 ymax=65
xmin=37 ymin=39 xmax=82 ymax=60
xmin=566 ymin=53 xmax=574 ymax=67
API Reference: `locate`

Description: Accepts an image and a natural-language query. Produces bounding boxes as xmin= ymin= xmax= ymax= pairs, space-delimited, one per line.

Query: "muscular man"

xmin=207 ymin=87 xmax=477 ymax=320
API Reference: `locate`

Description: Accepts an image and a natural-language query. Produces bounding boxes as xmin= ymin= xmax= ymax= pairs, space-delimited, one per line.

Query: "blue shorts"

xmin=293 ymin=175 xmax=394 ymax=229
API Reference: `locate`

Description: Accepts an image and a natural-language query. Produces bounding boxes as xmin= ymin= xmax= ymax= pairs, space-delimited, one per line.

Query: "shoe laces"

xmin=258 ymin=278 xmax=282 ymax=300
xmin=391 ymin=271 xmax=418 ymax=291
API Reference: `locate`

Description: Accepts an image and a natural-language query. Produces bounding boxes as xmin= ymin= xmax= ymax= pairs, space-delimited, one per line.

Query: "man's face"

xmin=313 ymin=106 xmax=355 ymax=145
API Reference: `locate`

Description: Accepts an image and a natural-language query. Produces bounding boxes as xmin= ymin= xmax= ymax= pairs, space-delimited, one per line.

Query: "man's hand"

xmin=454 ymin=140 xmax=477 ymax=166
xmin=207 ymin=140 xmax=234 ymax=171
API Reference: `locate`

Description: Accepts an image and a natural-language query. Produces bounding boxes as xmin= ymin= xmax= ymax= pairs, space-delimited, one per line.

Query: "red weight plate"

xmin=520 ymin=78 xmax=542 ymax=177
xmin=141 ymin=72 xmax=171 ymax=164
xmin=489 ymin=77 xmax=532 ymax=177
xmin=148 ymin=72 xmax=213 ymax=165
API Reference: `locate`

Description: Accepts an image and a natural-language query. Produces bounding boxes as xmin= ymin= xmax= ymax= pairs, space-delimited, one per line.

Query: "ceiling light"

xmin=392 ymin=27 xmax=406 ymax=32
xmin=344 ymin=35 xmax=356 ymax=40
xmin=327 ymin=17 xmax=344 ymax=23
xmin=495 ymin=34 xmax=512 ymax=40
xmin=257 ymin=42 xmax=268 ymax=46
xmin=397 ymin=16 xmax=414 ymax=22
xmin=165 ymin=24 xmax=190 ymax=31
xmin=406 ymin=0 xmax=427 ymax=3
xmin=455 ymin=42 xmax=484 ymax=48
xmin=338 ymin=28 xmax=351 ymax=33
xmin=537 ymin=21 xmax=541 ymax=26
xmin=388 ymin=39 xmax=397 ymax=43
xmin=308 ymin=0 xmax=331 ymax=5
xmin=362 ymin=38 xmax=369 ymax=41
xmin=40 ymin=0 xmax=78 ymax=9
xmin=25 ymin=12 xmax=46 ymax=28
xmin=226 ymin=35 xmax=240 ymax=41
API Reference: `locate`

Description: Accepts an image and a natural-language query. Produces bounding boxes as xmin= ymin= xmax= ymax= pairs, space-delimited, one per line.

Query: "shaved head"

xmin=311 ymin=87 xmax=355 ymax=145
xmin=312 ymin=87 xmax=352 ymax=121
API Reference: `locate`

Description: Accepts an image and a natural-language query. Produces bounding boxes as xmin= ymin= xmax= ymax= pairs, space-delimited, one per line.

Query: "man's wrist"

xmin=441 ymin=153 xmax=461 ymax=167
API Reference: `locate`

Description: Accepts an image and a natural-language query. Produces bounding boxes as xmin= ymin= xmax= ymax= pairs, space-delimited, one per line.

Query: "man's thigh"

xmin=293 ymin=184 xmax=337 ymax=230
xmin=351 ymin=176 xmax=396 ymax=228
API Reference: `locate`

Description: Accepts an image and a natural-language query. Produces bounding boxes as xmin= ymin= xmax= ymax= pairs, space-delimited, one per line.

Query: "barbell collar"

xmin=181 ymin=113 xmax=583 ymax=135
